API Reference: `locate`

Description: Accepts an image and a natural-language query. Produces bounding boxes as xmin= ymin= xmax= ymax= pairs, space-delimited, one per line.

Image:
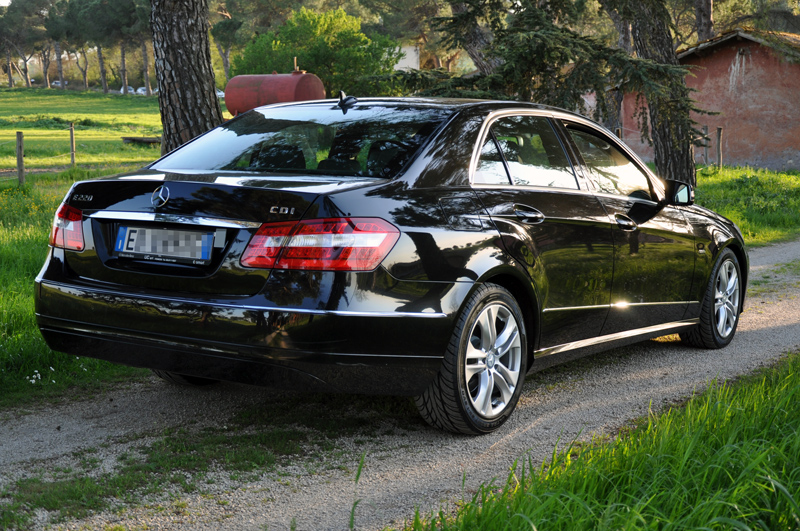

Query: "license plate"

xmin=114 ymin=226 xmax=214 ymax=265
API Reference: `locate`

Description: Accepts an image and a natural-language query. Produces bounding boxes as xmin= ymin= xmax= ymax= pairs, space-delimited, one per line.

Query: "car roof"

xmin=254 ymin=97 xmax=588 ymax=121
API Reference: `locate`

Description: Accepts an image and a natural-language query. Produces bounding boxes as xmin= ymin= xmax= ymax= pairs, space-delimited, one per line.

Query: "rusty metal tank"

xmin=224 ymin=71 xmax=326 ymax=115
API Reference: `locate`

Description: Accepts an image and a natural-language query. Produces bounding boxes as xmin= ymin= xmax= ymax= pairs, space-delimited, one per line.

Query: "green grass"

xmin=407 ymin=351 xmax=800 ymax=531
xmin=0 ymin=169 xmax=149 ymax=409
xmin=0 ymin=88 xmax=164 ymax=171
xmin=0 ymin=87 xmax=231 ymax=172
xmin=695 ymin=165 xmax=800 ymax=246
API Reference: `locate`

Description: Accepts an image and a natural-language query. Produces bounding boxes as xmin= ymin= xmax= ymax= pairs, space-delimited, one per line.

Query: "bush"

xmin=231 ymin=8 xmax=404 ymax=97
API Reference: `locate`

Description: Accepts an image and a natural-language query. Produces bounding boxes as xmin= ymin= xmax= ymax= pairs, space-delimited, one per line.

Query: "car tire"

xmin=151 ymin=369 xmax=218 ymax=386
xmin=680 ymin=248 xmax=742 ymax=349
xmin=415 ymin=283 xmax=527 ymax=434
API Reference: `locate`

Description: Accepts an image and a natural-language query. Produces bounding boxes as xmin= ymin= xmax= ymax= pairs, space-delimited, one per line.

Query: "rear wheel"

xmin=415 ymin=283 xmax=527 ymax=434
xmin=681 ymin=248 xmax=742 ymax=348
xmin=152 ymin=369 xmax=218 ymax=386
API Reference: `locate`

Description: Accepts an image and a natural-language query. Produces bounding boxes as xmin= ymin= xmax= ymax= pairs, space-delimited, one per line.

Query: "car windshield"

xmin=153 ymin=103 xmax=454 ymax=178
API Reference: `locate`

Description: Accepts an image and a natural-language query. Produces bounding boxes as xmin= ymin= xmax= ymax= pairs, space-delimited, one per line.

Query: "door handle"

xmin=514 ymin=207 xmax=545 ymax=224
xmin=615 ymin=214 xmax=638 ymax=231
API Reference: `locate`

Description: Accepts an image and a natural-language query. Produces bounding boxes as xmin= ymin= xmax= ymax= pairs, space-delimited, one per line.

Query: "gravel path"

xmin=2 ymin=240 xmax=799 ymax=531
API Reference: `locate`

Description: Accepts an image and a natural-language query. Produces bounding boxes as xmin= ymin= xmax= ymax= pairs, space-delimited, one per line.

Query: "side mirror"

xmin=664 ymin=179 xmax=694 ymax=206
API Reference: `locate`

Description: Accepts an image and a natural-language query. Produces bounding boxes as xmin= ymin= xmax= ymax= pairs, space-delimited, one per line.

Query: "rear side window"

xmin=154 ymin=104 xmax=453 ymax=178
xmin=475 ymin=115 xmax=578 ymax=189
xmin=475 ymin=136 xmax=511 ymax=185
xmin=567 ymin=127 xmax=653 ymax=200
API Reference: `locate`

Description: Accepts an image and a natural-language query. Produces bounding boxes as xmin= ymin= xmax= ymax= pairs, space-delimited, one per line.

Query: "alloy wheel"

xmin=464 ymin=303 xmax=523 ymax=419
xmin=714 ymin=259 xmax=740 ymax=339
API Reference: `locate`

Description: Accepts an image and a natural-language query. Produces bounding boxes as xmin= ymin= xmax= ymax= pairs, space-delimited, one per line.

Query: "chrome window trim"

xmin=89 ymin=211 xmax=262 ymax=229
xmin=469 ymin=182 xmax=598 ymax=198
xmin=535 ymin=318 xmax=699 ymax=359
xmin=469 ymin=109 xmax=585 ymax=190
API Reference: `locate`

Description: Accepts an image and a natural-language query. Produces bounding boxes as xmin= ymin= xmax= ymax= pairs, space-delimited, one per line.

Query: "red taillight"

xmin=49 ymin=204 xmax=84 ymax=251
xmin=241 ymin=218 xmax=400 ymax=271
xmin=240 ymin=221 xmax=295 ymax=269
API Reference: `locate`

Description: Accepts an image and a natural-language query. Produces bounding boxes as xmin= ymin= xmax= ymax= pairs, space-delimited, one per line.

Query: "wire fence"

xmin=2 ymin=124 xmax=77 ymax=184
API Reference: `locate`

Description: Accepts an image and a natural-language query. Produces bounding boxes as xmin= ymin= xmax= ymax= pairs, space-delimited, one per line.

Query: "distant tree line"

xmin=1 ymin=0 xmax=797 ymax=176
xmin=3 ymin=0 xmax=797 ymax=93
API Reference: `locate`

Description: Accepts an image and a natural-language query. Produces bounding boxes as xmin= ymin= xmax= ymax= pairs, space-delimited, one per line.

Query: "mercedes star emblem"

xmin=151 ymin=185 xmax=170 ymax=208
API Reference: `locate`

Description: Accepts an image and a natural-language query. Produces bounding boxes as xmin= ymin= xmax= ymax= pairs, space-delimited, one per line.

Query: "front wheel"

xmin=681 ymin=248 xmax=742 ymax=348
xmin=415 ymin=283 xmax=528 ymax=434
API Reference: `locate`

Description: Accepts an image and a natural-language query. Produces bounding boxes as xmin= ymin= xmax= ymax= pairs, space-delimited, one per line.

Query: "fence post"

xmin=716 ymin=127 xmax=723 ymax=168
xmin=702 ymin=125 xmax=709 ymax=166
xmin=16 ymin=131 xmax=24 ymax=186
xmin=615 ymin=127 xmax=622 ymax=140
xmin=70 ymin=122 xmax=76 ymax=168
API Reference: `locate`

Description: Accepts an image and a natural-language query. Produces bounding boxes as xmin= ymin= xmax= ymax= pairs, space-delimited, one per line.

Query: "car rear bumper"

xmin=35 ymin=279 xmax=460 ymax=395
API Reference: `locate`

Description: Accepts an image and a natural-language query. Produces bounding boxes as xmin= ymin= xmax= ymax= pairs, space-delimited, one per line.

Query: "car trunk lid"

xmin=60 ymin=170 xmax=378 ymax=296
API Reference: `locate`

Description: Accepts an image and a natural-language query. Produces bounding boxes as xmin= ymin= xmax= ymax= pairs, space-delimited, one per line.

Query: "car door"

xmin=471 ymin=112 xmax=615 ymax=348
xmin=560 ymin=121 xmax=696 ymax=335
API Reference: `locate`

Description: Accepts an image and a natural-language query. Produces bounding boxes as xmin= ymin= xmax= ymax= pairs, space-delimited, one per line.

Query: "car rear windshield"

xmin=153 ymin=103 xmax=454 ymax=178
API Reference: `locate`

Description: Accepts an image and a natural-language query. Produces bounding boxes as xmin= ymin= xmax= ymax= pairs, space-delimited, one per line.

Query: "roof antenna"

xmin=337 ymin=90 xmax=358 ymax=113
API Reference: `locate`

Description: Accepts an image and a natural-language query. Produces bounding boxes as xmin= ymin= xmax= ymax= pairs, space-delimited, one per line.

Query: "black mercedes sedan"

xmin=35 ymin=97 xmax=747 ymax=434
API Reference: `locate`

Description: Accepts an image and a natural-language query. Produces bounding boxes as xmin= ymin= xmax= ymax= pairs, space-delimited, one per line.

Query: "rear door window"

xmin=475 ymin=115 xmax=578 ymax=189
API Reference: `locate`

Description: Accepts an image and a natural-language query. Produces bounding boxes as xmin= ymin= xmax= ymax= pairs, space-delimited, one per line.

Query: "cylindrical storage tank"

xmin=225 ymin=72 xmax=326 ymax=115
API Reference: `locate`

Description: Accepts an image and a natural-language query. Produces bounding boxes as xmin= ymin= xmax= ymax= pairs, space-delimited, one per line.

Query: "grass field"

xmin=695 ymin=165 xmax=800 ymax=246
xmin=0 ymin=170 xmax=149 ymax=409
xmin=0 ymin=88 xmax=231 ymax=173
xmin=0 ymin=88 xmax=164 ymax=172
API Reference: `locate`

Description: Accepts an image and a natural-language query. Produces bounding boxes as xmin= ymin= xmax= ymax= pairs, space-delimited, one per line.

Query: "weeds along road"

xmin=2 ymin=240 xmax=800 ymax=531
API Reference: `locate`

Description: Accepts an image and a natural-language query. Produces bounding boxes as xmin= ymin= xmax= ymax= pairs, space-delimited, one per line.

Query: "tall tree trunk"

xmin=11 ymin=44 xmax=32 ymax=87
xmin=120 ymin=41 xmax=128 ymax=94
xmin=141 ymin=38 xmax=152 ymax=95
xmin=55 ymin=41 xmax=65 ymax=89
xmin=21 ymin=61 xmax=31 ymax=87
xmin=76 ymin=49 xmax=89 ymax=89
xmin=213 ymin=41 xmax=231 ymax=81
xmin=13 ymin=60 xmax=26 ymax=86
xmin=602 ymin=10 xmax=633 ymax=132
xmin=695 ymin=0 xmax=714 ymax=41
xmin=97 ymin=45 xmax=109 ymax=93
xmin=444 ymin=52 xmax=461 ymax=72
xmin=40 ymin=46 xmax=52 ymax=87
xmin=627 ymin=0 xmax=696 ymax=184
xmin=151 ymin=0 xmax=224 ymax=153
xmin=5 ymin=49 xmax=13 ymax=87
xmin=450 ymin=3 xmax=503 ymax=75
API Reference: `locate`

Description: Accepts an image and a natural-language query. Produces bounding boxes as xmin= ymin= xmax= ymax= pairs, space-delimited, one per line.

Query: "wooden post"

xmin=16 ymin=131 xmax=24 ymax=186
xmin=615 ymin=127 xmax=622 ymax=140
xmin=702 ymin=125 xmax=709 ymax=166
xmin=716 ymin=127 xmax=723 ymax=168
xmin=70 ymin=122 xmax=76 ymax=167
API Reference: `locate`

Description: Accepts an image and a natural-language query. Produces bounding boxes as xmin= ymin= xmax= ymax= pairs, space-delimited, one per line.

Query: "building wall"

xmin=621 ymin=38 xmax=800 ymax=171
xmin=395 ymin=46 xmax=420 ymax=71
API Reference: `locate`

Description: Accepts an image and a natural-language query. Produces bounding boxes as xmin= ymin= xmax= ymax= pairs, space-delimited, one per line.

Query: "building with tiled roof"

xmin=621 ymin=27 xmax=800 ymax=171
